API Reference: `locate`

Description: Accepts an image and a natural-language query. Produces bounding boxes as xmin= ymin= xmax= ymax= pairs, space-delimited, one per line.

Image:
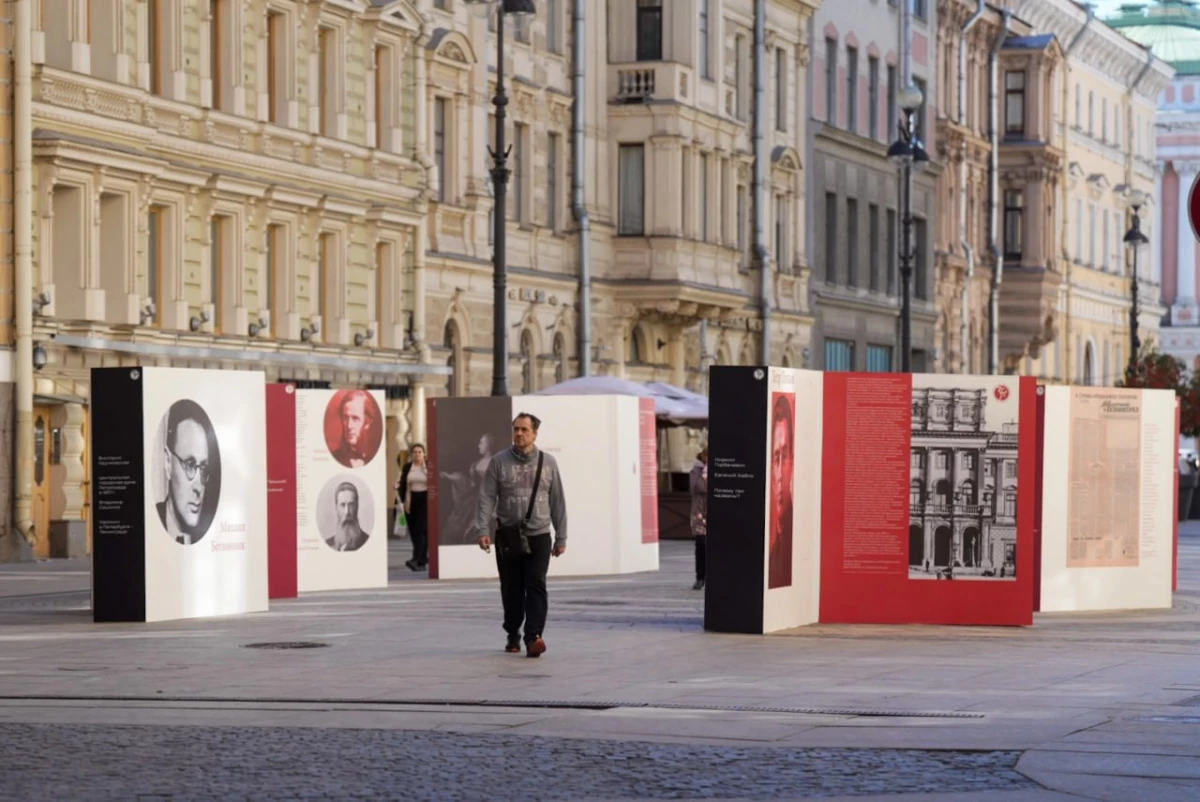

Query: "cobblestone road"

xmin=1 ymin=722 xmax=1033 ymax=801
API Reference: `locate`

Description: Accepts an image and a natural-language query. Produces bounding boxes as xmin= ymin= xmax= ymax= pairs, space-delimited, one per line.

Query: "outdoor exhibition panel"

xmin=704 ymin=367 xmax=823 ymax=634
xmin=1038 ymin=386 xmax=1177 ymax=613
xmin=820 ymin=373 xmax=1037 ymax=627
xmin=427 ymin=394 xmax=659 ymax=581
xmin=294 ymin=389 xmax=388 ymax=593
xmin=266 ymin=383 xmax=298 ymax=599
xmin=91 ymin=367 xmax=269 ymax=623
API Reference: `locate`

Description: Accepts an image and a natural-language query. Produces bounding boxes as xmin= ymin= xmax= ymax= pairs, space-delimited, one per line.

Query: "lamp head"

xmin=1127 ymin=188 xmax=1148 ymax=211
xmin=898 ymin=83 xmax=924 ymax=114
xmin=887 ymin=138 xmax=914 ymax=167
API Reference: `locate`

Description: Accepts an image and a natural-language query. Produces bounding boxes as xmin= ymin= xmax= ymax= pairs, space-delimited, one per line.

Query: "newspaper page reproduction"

xmin=1067 ymin=388 xmax=1142 ymax=569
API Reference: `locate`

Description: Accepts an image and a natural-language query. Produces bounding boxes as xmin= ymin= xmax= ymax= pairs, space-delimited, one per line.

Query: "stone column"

xmin=1175 ymin=161 xmax=1198 ymax=323
xmin=1153 ymin=161 xmax=1164 ymax=286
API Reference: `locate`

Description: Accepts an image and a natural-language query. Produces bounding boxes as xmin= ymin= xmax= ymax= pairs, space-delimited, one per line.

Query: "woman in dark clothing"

xmin=399 ymin=444 xmax=429 ymax=571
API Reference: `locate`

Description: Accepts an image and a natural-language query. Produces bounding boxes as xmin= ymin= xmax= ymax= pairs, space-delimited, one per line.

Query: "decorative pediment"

xmin=427 ymin=29 xmax=478 ymax=66
xmin=1086 ymin=173 xmax=1111 ymax=191
xmin=771 ymin=145 xmax=802 ymax=173
xmin=369 ymin=0 xmax=423 ymax=33
xmin=1067 ymin=162 xmax=1085 ymax=181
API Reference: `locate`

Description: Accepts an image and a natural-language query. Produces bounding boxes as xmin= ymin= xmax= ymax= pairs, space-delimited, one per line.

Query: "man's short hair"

xmin=166 ymin=399 xmax=212 ymax=451
xmin=340 ymin=390 xmax=375 ymax=420
xmin=335 ymin=482 xmax=359 ymax=502
xmin=514 ymin=412 xmax=541 ymax=431
xmin=772 ymin=395 xmax=794 ymax=450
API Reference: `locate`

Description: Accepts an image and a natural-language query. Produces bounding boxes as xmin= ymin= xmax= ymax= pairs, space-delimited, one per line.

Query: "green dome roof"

xmin=1110 ymin=1 xmax=1200 ymax=75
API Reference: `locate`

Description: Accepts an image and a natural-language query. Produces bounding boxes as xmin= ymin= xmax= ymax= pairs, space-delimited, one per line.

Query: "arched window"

xmin=521 ymin=329 xmax=536 ymax=393
xmin=444 ymin=320 xmax=461 ymax=397
xmin=629 ymin=326 xmax=647 ymax=364
xmin=553 ymin=332 xmax=566 ymax=384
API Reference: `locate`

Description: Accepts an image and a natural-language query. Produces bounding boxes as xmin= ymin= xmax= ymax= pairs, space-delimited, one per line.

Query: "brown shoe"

xmin=526 ymin=637 xmax=546 ymax=658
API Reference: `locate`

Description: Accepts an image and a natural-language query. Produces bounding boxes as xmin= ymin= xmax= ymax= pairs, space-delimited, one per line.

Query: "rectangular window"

xmin=1075 ymin=83 xmax=1081 ymax=127
xmin=210 ymin=216 xmax=224 ymax=327
xmin=699 ymin=0 xmax=710 ymax=78
xmin=886 ymin=65 xmax=897 ymax=141
xmin=618 ymin=144 xmax=645 ymax=235
xmin=148 ymin=0 xmax=161 ymax=94
xmin=825 ymin=38 xmax=837 ymax=125
xmin=266 ymin=11 xmax=284 ymax=124
xmin=375 ymin=241 xmax=390 ymax=337
xmin=318 ymin=27 xmax=336 ymax=137
xmin=867 ymin=345 xmax=892 ymax=373
xmin=774 ymin=194 xmax=784 ymax=270
xmin=846 ymin=47 xmax=858 ymax=133
xmin=914 ymin=0 xmax=927 ymax=19
xmin=846 ymin=198 xmax=858 ymax=287
xmin=1003 ymin=190 xmax=1024 ymax=261
xmin=513 ymin=123 xmax=526 ymax=222
xmin=1102 ymin=209 xmax=1110 ymax=270
xmin=1088 ymin=91 xmax=1094 ymax=135
xmin=1102 ymin=97 xmax=1108 ymax=141
xmin=936 ymin=452 xmax=949 ymax=470
xmin=735 ymin=38 xmax=746 ymax=120
xmin=886 ymin=208 xmax=897 ymax=295
xmin=264 ymin=224 xmax=281 ymax=331
xmin=868 ymin=56 xmax=880 ymax=140
xmin=913 ymin=77 xmax=927 ymax=140
xmin=825 ymin=339 xmax=855 ymax=372
xmin=433 ymin=98 xmax=447 ymax=203
xmin=1005 ymin=71 xmax=1025 ymax=136
xmin=317 ymin=232 xmax=334 ymax=324
xmin=210 ymin=0 xmax=224 ymax=110
xmin=547 ymin=132 xmax=559 ymax=230
xmin=737 ymin=186 xmax=747 ymax=255
xmin=1075 ymin=198 xmax=1083 ymax=259
xmin=434 ymin=0 xmax=448 ymax=8
xmin=914 ymin=217 xmax=928 ymax=300
xmin=546 ymin=0 xmax=561 ymax=53
xmin=147 ymin=206 xmax=163 ymax=319
xmin=868 ymin=204 xmax=880 ymax=292
xmin=824 ymin=192 xmax=838 ymax=282
xmin=700 ymin=153 xmax=710 ymax=241
xmin=636 ymin=0 xmax=663 ymax=62
xmin=775 ymin=48 xmax=787 ymax=132
xmin=1088 ymin=204 xmax=1096 ymax=265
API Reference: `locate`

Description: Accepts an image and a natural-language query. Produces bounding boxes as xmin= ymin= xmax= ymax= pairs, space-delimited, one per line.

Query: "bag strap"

xmin=523 ymin=452 xmax=545 ymax=523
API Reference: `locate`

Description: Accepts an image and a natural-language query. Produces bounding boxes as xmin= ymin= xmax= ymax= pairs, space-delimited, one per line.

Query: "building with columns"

xmin=809 ymin=0 xmax=938 ymax=374
xmin=0 ymin=0 xmax=821 ymax=561
xmin=1007 ymin=0 xmax=1171 ymax=385
xmin=1110 ymin=1 xmax=1200 ymax=371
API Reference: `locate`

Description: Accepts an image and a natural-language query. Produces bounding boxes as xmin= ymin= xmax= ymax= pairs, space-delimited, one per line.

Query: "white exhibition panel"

xmin=1040 ymin=386 xmax=1175 ymax=612
xmin=295 ymin=389 xmax=388 ymax=593
xmin=141 ymin=368 xmax=269 ymax=623
xmin=761 ymin=368 xmax=823 ymax=634
xmin=436 ymin=395 xmax=658 ymax=580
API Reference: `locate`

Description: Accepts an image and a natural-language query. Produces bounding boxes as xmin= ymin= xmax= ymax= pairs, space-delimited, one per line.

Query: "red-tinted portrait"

xmin=324 ymin=389 xmax=383 ymax=469
xmin=768 ymin=391 xmax=795 ymax=590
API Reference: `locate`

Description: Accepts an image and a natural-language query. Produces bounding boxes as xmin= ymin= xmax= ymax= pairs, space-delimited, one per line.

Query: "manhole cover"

xmin=242 ymin=642 xmax=329 ymax=650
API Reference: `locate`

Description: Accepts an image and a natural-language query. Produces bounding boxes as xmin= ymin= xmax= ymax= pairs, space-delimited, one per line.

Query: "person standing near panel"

xmin=399 ymin=444 xmax=429 ymax=571
xmin=475 ymin=413 xmax=568 ymax=658
xmin=690 ymin=448 xmax=708 ymax=591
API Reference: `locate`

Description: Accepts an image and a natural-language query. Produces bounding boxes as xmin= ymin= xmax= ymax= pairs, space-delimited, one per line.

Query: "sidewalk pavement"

xmin=0 ymin=527 xmax=1199 ymax=801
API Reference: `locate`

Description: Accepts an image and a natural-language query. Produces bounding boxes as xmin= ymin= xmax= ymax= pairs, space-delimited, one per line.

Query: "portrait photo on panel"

xmin=768 ymin=391 xmax=795 ymax=590
xmin=317 ymin=474 xmax=376 ymax=553
xmin=324 ymin=389 xmax=383 ymax=469
xmin=435 ymin=402 xmax=513 ymax=547
xmin=153 ymin=399 xmax=222 ymax=546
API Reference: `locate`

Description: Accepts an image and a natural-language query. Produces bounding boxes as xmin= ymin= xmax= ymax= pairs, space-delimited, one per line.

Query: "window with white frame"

xmin=434 ymin=97 xmax=448 ymax=203
xmin=825 ymin=38 xmax=837 ymax=125
xmin=1088 ymin=204 xmax=1096 ymax=266
xmin=1005 ymin=71 xmax=1025 ymax=136
xmin=210 ymin=215 xmax=228 ymax=330
xmin=1074 ymin=198 xmax=1083 ymax=260
xmin=1101 ymin=97 xmax=1108 ymax=141
xmin=699 ymin=0 xmax=711 ymax=79
xmin=264 ymin=223 xmax=283 ymax=335
xmin=513 ymin=122 xmax=527 ymax=222
xmin=546 ymin=0 xmax=561 ymax=54
xmin=207 ymin=0 xmax=231 ymax=111
xmin=868 ymin=56 xmax=879 ymax=140
xmin=146 ymin=205 xmax=166 ymax=326
xmin=373 ymin=43 xmax=396 ymax=151
xmin=1102 ymin=209 xmax=1109 ymax=270
xmin=846 ymin=46 xmax=858 ymax=133
xmin=777 ymin=48 xmax=788 ymax=132
xmin=618 ymin=144 xmax=645 ymax=236
xmin=265 ymin=9 xmax=290 ymax=125
xmin=317 ymin=25 xmax=341 ymax=137
xmin=547 ymin=132 xmax=559 ymax=230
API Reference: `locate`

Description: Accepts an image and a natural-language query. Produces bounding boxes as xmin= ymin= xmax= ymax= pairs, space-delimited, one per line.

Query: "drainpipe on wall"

xmin=901 ymin=0 xmax=913 ymax=86
xmin=572 ymin=0 xmax=591 ymax=377
xmin=987 ymin=9 xmax=1011 ymax=375
xmin=1059 ymin=6 xmax=1095 ymax=381
xmin=754 ymin=0 xmax=771 ymax=362
xmin=13 ymin=0 xmax=33 ymax=548
xmin=958 ymin=0 xmax=985 ymax=374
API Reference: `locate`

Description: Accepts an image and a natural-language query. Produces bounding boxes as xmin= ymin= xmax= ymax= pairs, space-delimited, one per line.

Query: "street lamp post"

xmin=466 ymin=0 xmax=537 ymax=397
xmin=1124 ymin=189 xmax=1150 ymax=374
xmin=887 ymin=85 xmax=930 ymax=373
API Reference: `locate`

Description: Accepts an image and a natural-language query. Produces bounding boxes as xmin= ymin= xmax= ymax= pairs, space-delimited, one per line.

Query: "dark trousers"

xmin=408 ymin=491 xmax=429 ymax=565
xmin=496 ymin=532 xmax=552 ymax=643
xmin=694 ymin=535 xmax=706 ymax=581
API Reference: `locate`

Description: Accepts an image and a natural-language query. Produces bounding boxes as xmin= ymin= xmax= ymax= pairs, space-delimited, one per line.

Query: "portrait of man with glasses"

xmin=155 ymin=399 xmax=222 ymax=545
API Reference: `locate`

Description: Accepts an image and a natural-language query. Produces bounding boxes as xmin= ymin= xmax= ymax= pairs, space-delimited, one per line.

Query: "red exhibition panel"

xmin=819 ymin=373 xmax=1036 ymax=626
xmin=266 ymin=383 xmax=298 ymax=599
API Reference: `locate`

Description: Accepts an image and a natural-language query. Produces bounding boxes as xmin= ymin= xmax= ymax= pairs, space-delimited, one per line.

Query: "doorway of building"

xmin=31 ymin=405 xmax=51 ymax=557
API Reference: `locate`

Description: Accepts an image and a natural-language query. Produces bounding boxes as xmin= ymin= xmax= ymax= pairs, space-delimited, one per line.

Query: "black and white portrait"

xmin=317 ymin=474 xmax=375 ymax=552
xmin=908 ymin=379 xmax=1019 ymax=581
xmin=154 ymin=399 xmax=222 ymax=546
xmin=434 ymin=398 xmax=513 ymax=546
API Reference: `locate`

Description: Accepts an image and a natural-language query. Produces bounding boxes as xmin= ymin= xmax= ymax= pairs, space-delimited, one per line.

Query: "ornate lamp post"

xmin=465 ymin=0 xmax=537 ymax=397
xmin=1124 ymin=188 xmax=1150 ymax=372
xmin=887 ymin=84 xmax=930 ymax=373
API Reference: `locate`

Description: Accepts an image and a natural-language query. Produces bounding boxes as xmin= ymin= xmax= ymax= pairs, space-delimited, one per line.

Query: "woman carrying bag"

xmin=399 ymin=444 xmax=429 ymax=571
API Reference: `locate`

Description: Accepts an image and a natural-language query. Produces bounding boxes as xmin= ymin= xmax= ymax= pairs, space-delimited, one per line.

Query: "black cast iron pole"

xmin=899 ymin=157 xmax=913 ymax=373
xmin=489 ymin=11 xmax=510 ymax=397
xmin=1130 ymin=227 xmax=1141 ymax=366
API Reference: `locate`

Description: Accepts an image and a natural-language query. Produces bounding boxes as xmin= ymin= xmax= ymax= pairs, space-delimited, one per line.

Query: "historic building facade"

xmin=1110 ymin=1 xmax=1200 ymax=373
xmin=809 ymin=0 xmax=938 ymax=373
xmin=1013 ymin=0 xmax=1172 ymax=385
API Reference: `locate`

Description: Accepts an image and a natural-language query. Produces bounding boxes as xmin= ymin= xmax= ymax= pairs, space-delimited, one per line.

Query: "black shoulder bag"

xmin=496 ymin=452 xmax=544 ymax=557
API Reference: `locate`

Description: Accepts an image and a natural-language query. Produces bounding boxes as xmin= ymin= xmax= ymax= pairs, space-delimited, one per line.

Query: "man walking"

xmin=476 ymin=413 xmax=567 ymax=658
